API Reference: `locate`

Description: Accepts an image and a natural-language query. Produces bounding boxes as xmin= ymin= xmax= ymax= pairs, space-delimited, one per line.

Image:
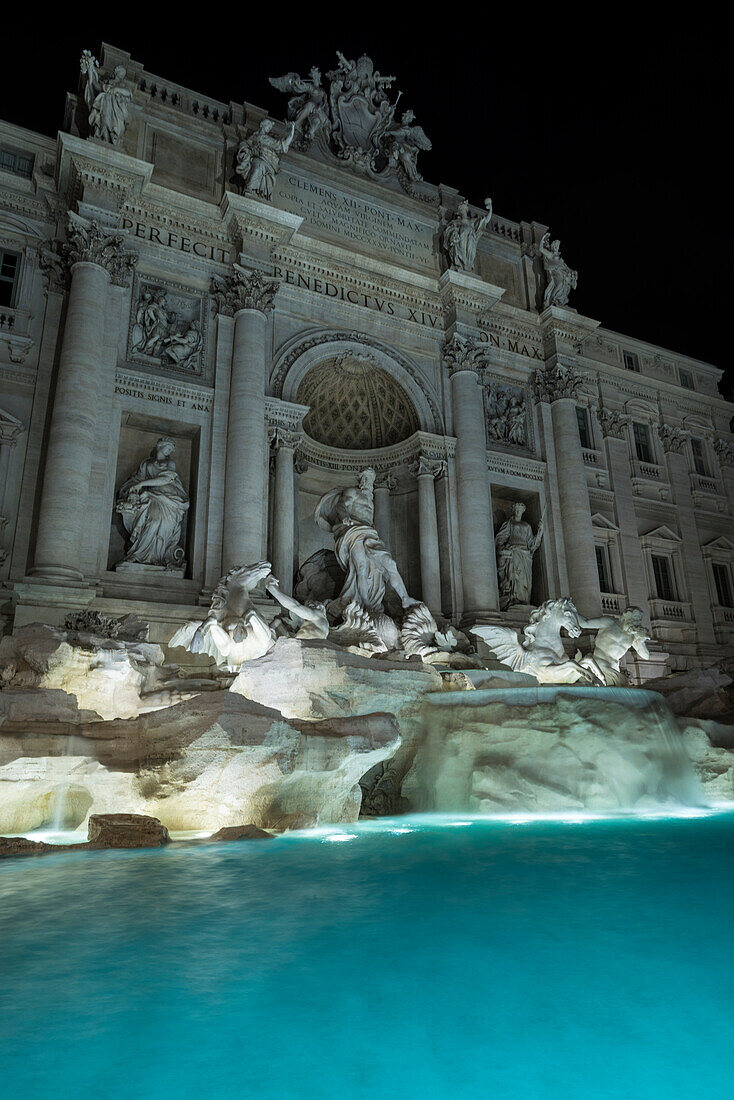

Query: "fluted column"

xmin=270 ymin=428 xmax=299 ymax=594
xmin=413 ymin=457 xmax=444 ymax=614
xmin=659 ymin=425 xmax=716 ymax=647
xmin=373 ymin=472 xmax=396 ymax=548
xmin=533 ymin=362 xmax=601 ymax=617
xmin=32 ymin=215 xmax=135 ymax=581
xmin=598 ymin=408 xmax=650 ymax=616
xmin=443 ymin=335 xmax=499 ymax=619
xmin=213 ymin=268 xmax=278 ymax=571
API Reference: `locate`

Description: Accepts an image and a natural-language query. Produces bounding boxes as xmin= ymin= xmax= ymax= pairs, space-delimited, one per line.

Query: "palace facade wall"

xmin=1 ymin=43 xmax=732 ymax=673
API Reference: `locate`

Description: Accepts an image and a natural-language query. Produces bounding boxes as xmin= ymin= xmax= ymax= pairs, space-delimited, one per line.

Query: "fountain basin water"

xmin=403 ymin=686 xmax=704 ymax=815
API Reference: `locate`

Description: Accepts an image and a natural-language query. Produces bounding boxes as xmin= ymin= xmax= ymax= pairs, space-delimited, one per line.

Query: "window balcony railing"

xmin=582 ymin=448 xmax=603 ymax=467
xmin=600 ymin=592 xmax=625 ymax=613
xmin=712 ymin=605 xmax=734 ymax=627
xmin=631 ymin=459 xmax=665 ymax=482
xmin=649 ymin=598 xmax=693 ymax=622
xmin=690 ymin=472 xmax=723 ymax=496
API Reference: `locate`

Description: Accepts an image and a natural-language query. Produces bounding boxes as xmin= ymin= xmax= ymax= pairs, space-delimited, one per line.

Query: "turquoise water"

xmin=1 ymin=814 xmax=733 ymax=1100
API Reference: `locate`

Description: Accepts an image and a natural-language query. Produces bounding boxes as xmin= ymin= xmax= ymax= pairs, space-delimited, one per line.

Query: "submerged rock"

xmin=87 ymin=813 xmax=170 ymax=848
xmin=208 ymin=824 xmax=272 ymax=841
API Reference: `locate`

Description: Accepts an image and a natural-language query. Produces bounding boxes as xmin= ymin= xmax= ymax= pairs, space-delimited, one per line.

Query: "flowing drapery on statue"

xmin=315 ymin=468 xmax=416 ymax=617
xmin=116 ymin=438 xmax=189 ymax=569
xmin=495 ymin=502 xmax=544 ymax=609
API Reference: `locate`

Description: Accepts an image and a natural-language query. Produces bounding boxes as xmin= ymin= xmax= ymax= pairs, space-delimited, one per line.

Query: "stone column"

xmin=213 ymin=268 xmax=278 ymax=572
xmin=373 ymin=472 xmax=396 ymax=548
xmin=413 ymin=457 xmax=444 ymax=615
xmin=270 ymin=428 xmax=299 ymax=594
xmin=598 ymin=409 xmax=650 ymax=616
xmin=532 ymin=362 xmax=601 ymax=617
xmin=660 ymin=425 xmax=716 ymax=646
xmin=443 ymin=335 xmax=499 ymax=619
xmin=32 ymin=216 xmax=134 ymax=582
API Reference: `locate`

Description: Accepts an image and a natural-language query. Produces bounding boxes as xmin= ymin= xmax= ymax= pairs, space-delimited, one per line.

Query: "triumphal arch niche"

xmin=1 ymin=42 xmax=732 ymax=672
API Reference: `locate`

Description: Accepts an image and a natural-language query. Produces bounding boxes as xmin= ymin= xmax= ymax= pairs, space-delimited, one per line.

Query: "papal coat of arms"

xmin=269 ymin=52 xmax=431 ymax=193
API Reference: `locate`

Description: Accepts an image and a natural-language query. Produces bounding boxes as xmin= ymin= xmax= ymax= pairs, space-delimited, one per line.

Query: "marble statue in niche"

xmin=80 ymin=50 xmax=132 ymax=145
xmin=577 ymin=606 xmax=651 ymax=687
xmin=472 ymin=599 xmax=604 ymax=684
xmin=485 ymin=386 xmax=527 ymax=447
xmin=495 ymin=502 xmax=544 ymax=609
xmin=170 ymin=561 xmax=276 ymax=672
xmin=115 ymin=438 xmax=189 ymax=570
xmin=441 ymin=198 xmax=493 ymax=272
xmin=130 ymin=286 xmax=203 ymax=373
xmin=236 ymin=120 xmax=295 ymax=201
xmin=268 ymin=68 xmax=332 ymax=147
xmin=539 ymin=232 xmax=578 ymax=308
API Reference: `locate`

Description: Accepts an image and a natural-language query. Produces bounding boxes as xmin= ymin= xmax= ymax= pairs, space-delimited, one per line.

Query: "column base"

xmin=28 ymin=565 xmax=86 ymax=583
xmin=11 ymin=580 xmax=98 ymax=632
xmin=460 ymin=609 xmax=504 ymax=629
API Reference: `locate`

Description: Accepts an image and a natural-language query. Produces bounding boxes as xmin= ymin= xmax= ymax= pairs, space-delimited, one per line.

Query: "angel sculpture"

xmin=236 ymin=120 xmax=295 ymax=201
xmin=472 ymin=598 xmax=604 ymax=684
xmin=80 ymin=50 xmax=132 ymax=145
xmin=539 ymin=232 xmax=578 ymax=308
xmin=169 ymin=561 xmax=276 ymax=673
xmin=382 ymin=110 xmax=432 ymax=182
xmin=441 ymin=198 xmax=493 ymax=273
xmin=269 ymin=68 xmax=331 ymax=146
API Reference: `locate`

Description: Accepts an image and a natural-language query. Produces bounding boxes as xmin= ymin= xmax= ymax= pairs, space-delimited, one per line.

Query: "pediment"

xmin=642 ymin=524 xmax=681 ymax=543
xmin=591 ymin=513 xmax=619 ymax=531
xmin=703 ymin=535 xmax=734 ymax=554
xmin=0 ymin=407 xmax=24 ymax=444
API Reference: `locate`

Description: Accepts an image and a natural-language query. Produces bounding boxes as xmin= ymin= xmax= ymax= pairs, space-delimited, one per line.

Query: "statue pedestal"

xmin=115 ymin=562 xmax=186 ymax=580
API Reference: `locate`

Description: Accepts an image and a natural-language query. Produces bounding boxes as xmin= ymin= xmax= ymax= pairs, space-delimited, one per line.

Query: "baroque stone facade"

xmin=0 ymin=43 xmax=732 ymax=671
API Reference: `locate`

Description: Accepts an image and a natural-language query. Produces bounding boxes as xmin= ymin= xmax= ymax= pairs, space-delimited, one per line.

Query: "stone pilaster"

xmin=532 ymin=361 xmax=601 ymax=617
xmin=713 ymin=437 xmax=734 ymax=510
xmin=269 ymin=427 xmax=300 ymax=594
xmin=658 ymin=425 xmax=716 ymax=648
xmin=412 ymin=457 xmax=444 ymax=615
xmin=0 ymin=411 xmax=24 ymax=568
xmin=214 ymin=267 xmax=279 ymax=571
xmin=597 ymin=408 xmax=650 ymax=618
xmin=443 ymin=334 xmax=499 ymax=619
xmin=31 ymin=214 xmax=136 ymax=582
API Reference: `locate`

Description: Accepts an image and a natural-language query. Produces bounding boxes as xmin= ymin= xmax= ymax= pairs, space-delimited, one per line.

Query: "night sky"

xmin=6 ymin=21 xmax=732 ymax=397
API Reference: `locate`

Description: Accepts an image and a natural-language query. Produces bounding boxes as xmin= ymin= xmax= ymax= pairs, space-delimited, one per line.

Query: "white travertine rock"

xmin=404 ymin=688 xmax=705 ymax=814
xmin=230 ymin=636 xmax=446 ymax=722
xmin=680 ymin=722 xmax=734 ymax=804
xmin=0 ymin=690 xmax=400 ymax=834
xmin=0 ymin=622 xmax=217 ymax=721
xmin=644 ymin=666 xmax=734 ymax=724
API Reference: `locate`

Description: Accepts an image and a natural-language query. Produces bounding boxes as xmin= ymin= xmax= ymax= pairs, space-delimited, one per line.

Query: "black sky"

xmin=5 ymin=18 xmax=732 ymax=395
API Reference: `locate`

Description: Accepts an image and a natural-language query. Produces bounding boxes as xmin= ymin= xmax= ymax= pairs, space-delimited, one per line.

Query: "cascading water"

xmin=404 ymin=686 xmax=705 ymax=815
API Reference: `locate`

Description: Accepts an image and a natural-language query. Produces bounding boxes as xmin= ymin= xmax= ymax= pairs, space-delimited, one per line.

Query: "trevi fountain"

xmin=1 ymin=42 xmax=733 ymax=1100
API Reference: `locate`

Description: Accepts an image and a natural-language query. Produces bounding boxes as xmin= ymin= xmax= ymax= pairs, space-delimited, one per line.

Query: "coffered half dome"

xmin=296 ymin=355 xmax=420 ymax=450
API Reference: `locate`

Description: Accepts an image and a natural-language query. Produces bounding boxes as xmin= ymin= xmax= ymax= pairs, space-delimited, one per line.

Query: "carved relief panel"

xmin=483 ymin=378 xmax=533 ymax=454
xmin=127 ymin=274 xmax=208 ymax=379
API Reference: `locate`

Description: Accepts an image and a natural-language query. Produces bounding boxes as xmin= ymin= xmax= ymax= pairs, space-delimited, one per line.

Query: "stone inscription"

xmin=115 ymin=372 xmax=213 ymax=413
xmin=479 ymin=328 xmax=543 ymax=360
xmin=121 ymin=218 xmax=231 ymax=263
xmin=273 ymin=264 xmax=441 ymax=329
xmin=276 ymin=175 xmax=435 ymax=265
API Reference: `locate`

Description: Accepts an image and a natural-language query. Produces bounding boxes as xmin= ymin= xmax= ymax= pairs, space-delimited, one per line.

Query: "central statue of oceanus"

xmin=315 ymin=468 xmax=418 ymax=650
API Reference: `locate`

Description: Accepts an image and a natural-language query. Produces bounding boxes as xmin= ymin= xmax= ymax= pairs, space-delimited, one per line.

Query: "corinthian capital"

xmin=64 ymin=211 xmax=137 ymax=284
xmin=713 ymin=437 xmax=734 ymax=468
xmin=597 ymin=406 xmax=629 ymax=440
xmin=657 ymin=422 xmax=689 ymax=455
xmin=442 ymin=333 xmax=489 ymax=377
xmin=210 ymin=264 xmax=279 ymax=316
xmin=531 ymin=361 xmax=584 ymax=403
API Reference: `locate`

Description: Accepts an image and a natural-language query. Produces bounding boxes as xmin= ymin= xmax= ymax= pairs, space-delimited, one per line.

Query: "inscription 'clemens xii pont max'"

xmin=276 ymin=174 xmax=435 ymax=265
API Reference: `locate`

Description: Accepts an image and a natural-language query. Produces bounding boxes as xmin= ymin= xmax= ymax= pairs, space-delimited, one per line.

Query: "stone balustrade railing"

xmin=649 ymin=598 xmax=693 ymax=622
xmin=690 ymin=472 xmax=722 ymax=496
xmin=600 ymin=592 xmax=625 ymax=613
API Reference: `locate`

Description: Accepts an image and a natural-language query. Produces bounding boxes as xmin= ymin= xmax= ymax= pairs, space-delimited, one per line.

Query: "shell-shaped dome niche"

xmin=297 ymin=355 xmax=420 ymax=450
